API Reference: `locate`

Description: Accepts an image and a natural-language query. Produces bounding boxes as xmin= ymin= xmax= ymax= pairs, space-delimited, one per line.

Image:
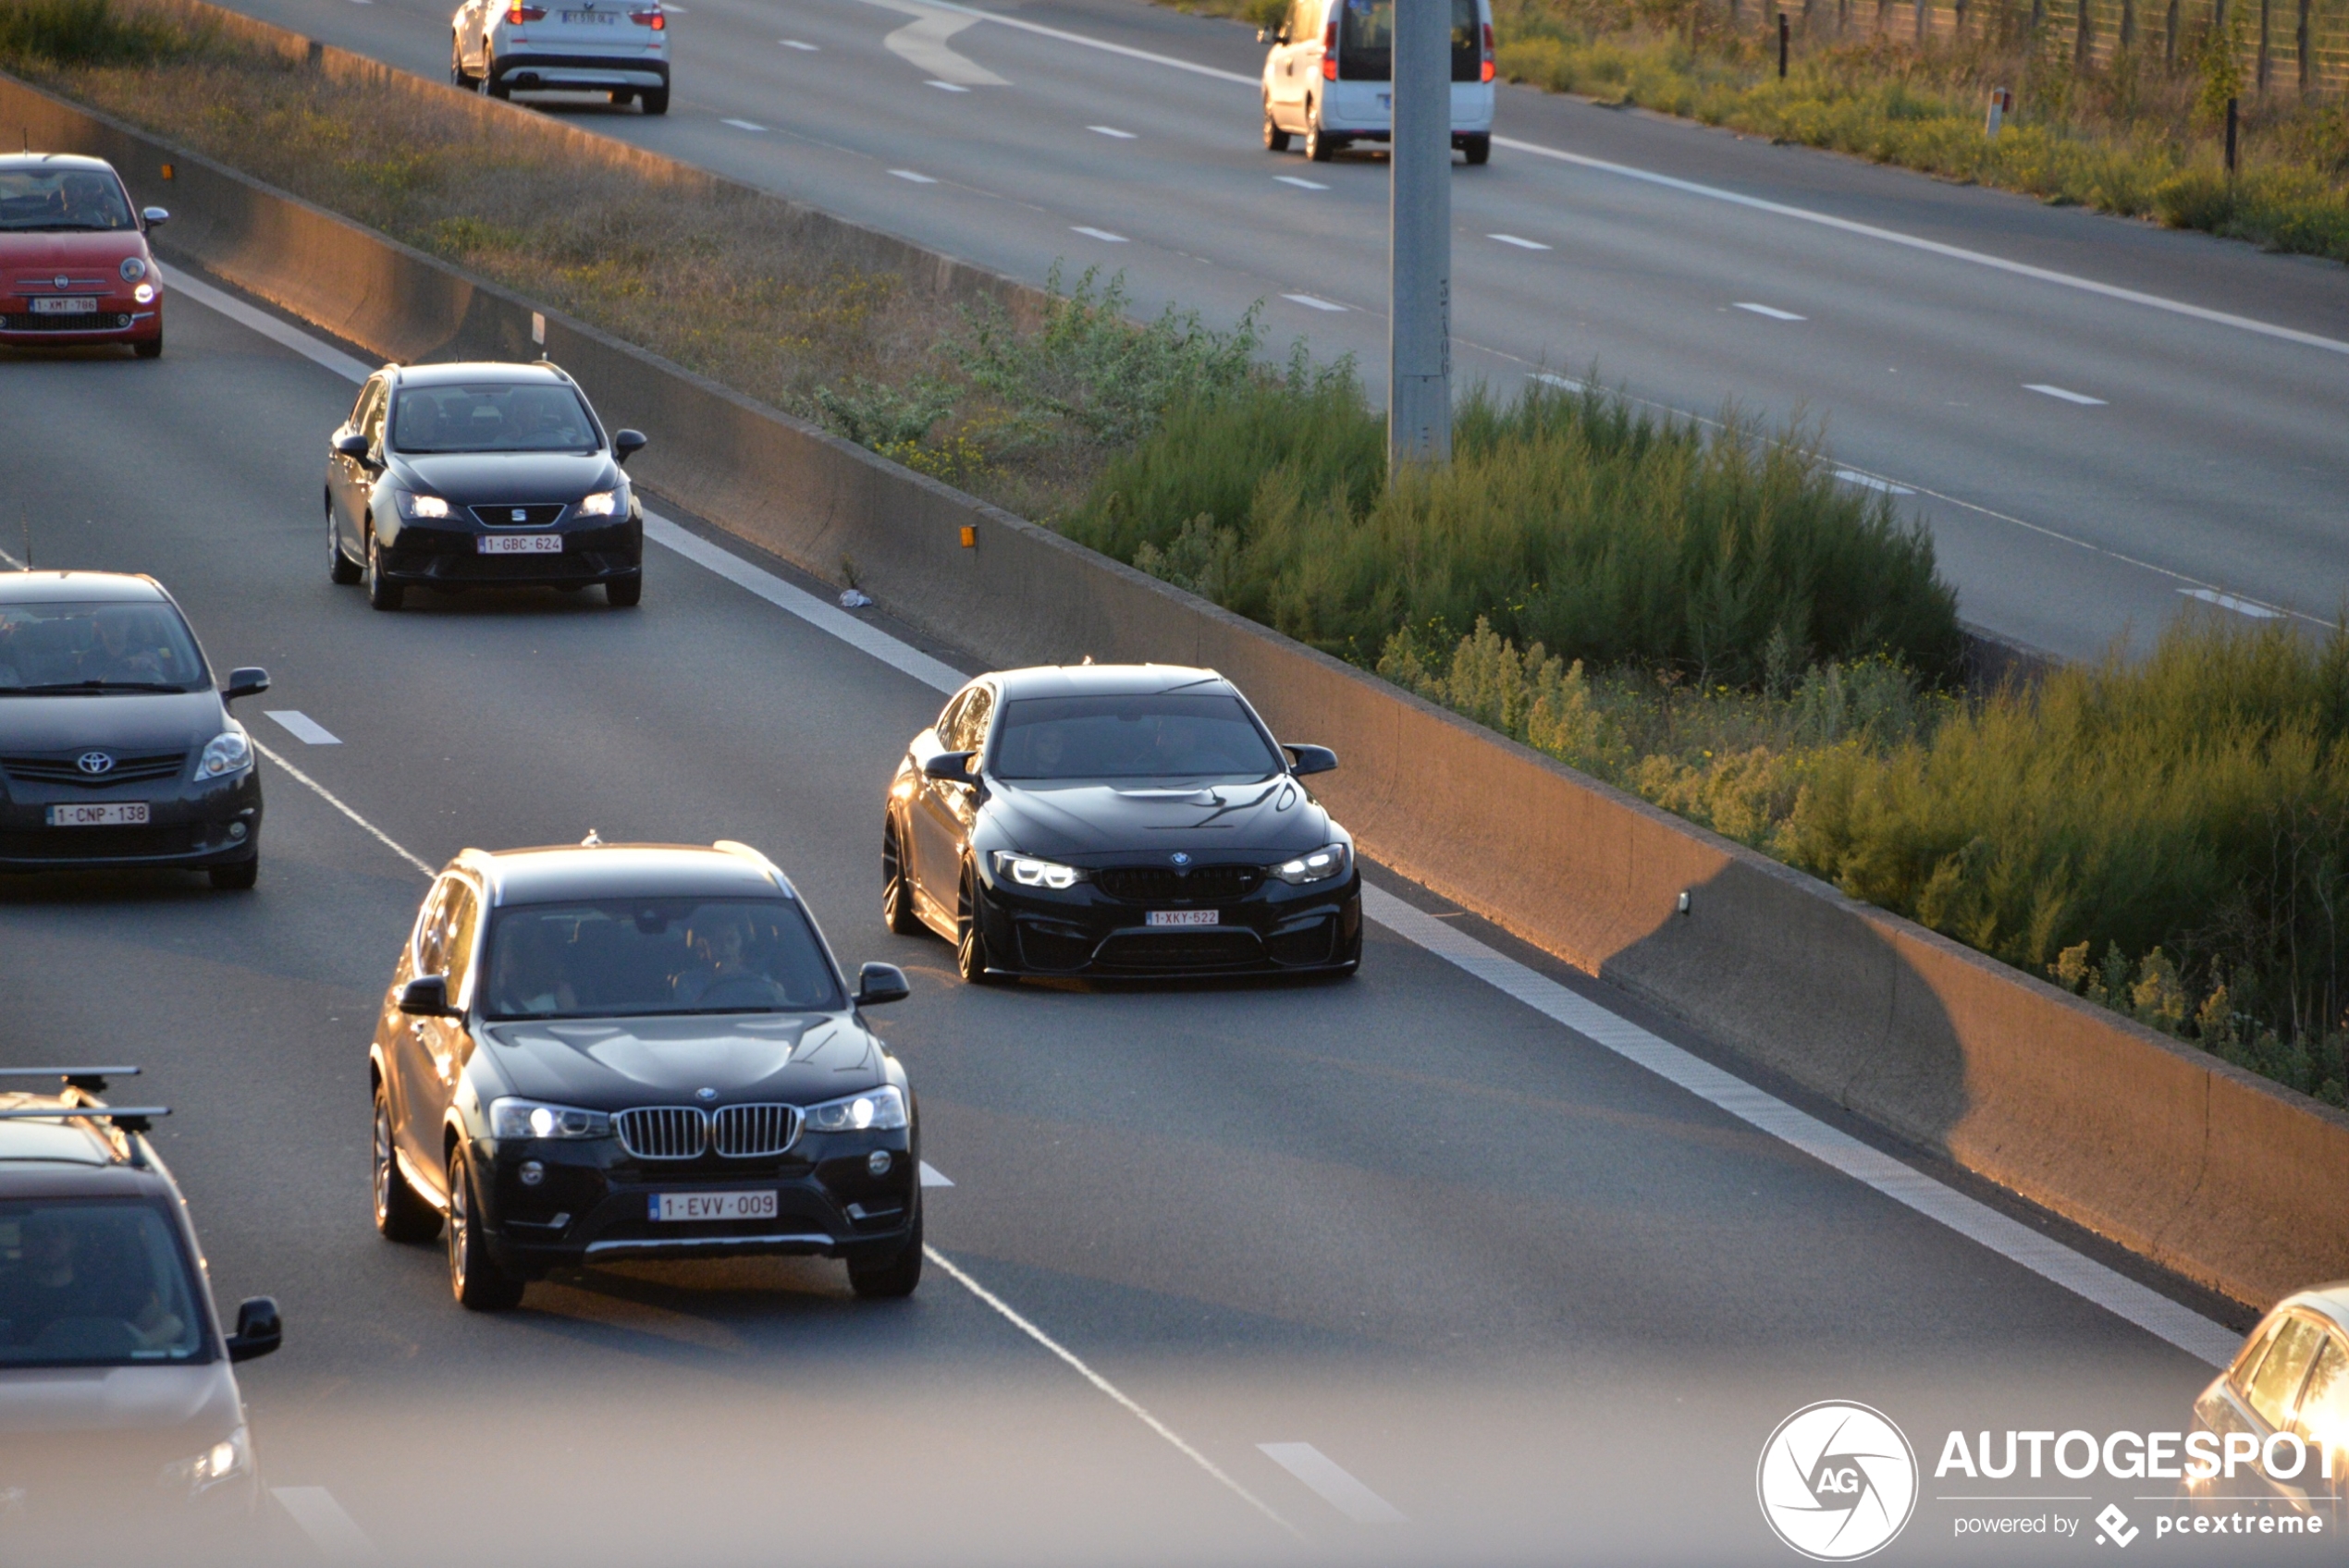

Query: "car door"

xmin=457 ymin=0 xmax=487 ymax=71
xmin=391 ymin=876 xmax=456 ymax=1185
xmin=407 ymin=877 xmax=484 ymax=1182
xmin=2288 ymin=1329 xmax=2349 ymax=1513
xmin=329 ymin=376 xmax=384 ymax=555
xmin=911 ymin=684 xmax=989 ymax=914
xmin=1269 ymin=0 xmax=1318 ymax=125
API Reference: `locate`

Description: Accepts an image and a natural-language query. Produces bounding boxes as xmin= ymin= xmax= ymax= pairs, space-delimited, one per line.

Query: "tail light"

xmin=628 ymin=6 xmax=664 ymax=26
xmin=1482 ymin=22 xmax=1495 ymax=80
xmin=1322 ymin=18 xmax=1337 ymax=78
xmin=507 ymin=2 xmax=545 ymax=19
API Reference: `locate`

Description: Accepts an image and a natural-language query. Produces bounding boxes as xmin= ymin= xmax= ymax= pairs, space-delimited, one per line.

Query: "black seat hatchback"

xmin=0 ymin=571 xmax=268 ymax=888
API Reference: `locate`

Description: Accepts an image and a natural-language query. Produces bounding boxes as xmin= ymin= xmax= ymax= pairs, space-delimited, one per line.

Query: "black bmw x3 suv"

xmin=370 ymin=839 xmax=922 ymax=1310
xmin=326 ymin=360 xmax=648 ymax=610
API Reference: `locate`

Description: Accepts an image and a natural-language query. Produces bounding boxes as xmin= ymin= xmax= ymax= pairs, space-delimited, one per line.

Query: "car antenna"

xmin=581 ymin=828 xmax=604 ymax=847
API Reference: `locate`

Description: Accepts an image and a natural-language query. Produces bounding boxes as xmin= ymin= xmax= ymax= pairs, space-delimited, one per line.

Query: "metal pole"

xmin=2224 ymin=94 xmax=2239 ymax=177
xmin=1778 ymin=10 xmax=1789 ymax=74
xmin=1389 ymin=0 xmax=1451 ymax=473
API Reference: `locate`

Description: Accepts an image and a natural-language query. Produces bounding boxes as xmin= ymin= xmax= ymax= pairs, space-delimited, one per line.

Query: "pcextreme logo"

xmin=1757 ymin=1401 xmax=1921 ymax=1561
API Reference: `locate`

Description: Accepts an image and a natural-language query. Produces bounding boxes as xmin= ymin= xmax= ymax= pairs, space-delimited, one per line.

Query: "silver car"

xmin=2188 ymin=1285 xmax=2349 ymax=1518
xmin=451 ymin=0 xmax=670 ymax=114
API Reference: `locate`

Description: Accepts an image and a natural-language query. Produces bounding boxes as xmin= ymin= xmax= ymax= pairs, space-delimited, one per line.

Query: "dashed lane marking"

xmin=1088 ymin=124 xmax=1137 ymax=138
xmin=2180 ymin=587 xmax=2283 ymax=619
xmin=1834 ymin=468 xmax=1915 ymax=496
xmin=919 ymin=1160 xmax=955 ymax=1187
xmin=273 ymin=1487 xmax=383 ymax=1564
xmin=1732 ymin=301 xmax=1805 ymax=321
xmin=1258 ymin=1443 xmax=1406 ymax=1523
xmin=926 ymin=79 xmax=971 ymax=91
xmin=721 ymin=117 xmax=767 ymax=131
xmin=264 ymin=710 xmax=341 ymax=746
xmin=1070 ymin=226 xmax=1127 ymax=242
xmin=1273 ymin=175 xmax=1328 ymax=190
xmin=1529 ymin=373 xmax=1587 ymax=392
xmin=1281 ymin=293 xmax=1346 ymax=312
xmin=780 ymin=37 xmax=818 ymax=48
xmin=889 ymin=168 xmax=939 ymax=183
xmin=2024 ymin=382 xmax=2108 ymax=406
xmin=1487 ymin=232 xmax=1549 ymax=250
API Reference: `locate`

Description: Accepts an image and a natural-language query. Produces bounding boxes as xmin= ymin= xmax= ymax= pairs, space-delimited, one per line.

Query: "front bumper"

xmin=0 ymin=769 xmax=261 ymax=874
xmin=978 ymin=865 xmax=1362 ymax=977
xmin=492 ymin=51 xmax=669 ymax=90
xmin=472 ymin=1124 xmax=917 ymax=1276
xmin=0 ymin=303 xmax=161 ymax=344
xmin=377 ymin=517 xmax=642 ymax=589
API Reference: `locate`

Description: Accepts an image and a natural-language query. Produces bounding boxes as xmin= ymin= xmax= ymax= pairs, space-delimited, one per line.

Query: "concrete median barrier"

xmin=7 ymin=47 xmax=2344 ymax=1313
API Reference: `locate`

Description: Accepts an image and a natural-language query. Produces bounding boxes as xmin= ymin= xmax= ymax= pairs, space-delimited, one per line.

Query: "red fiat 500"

xmin=0 ymin=153 xmax=167 ymax=359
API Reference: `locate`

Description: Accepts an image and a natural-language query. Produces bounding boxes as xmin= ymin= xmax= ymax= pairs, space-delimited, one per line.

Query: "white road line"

xmin=1070 ymin=226 xmax=1127 ymax=242
xmin=918 ymin=1160 xmax=955 ymax=1187
xmin=1528 ymin=372 xmax=1588 ymax=392
xmin=889 ymin=168 xmax=939 ymax=183
xmin=721 ymin=117 xmax=767 ymax=131
xmin=924 ymin=1245 xmax=1302 ymax=1537
xmin=1282 ymin=293 xmax=1347 ymax=312
xmin=780 ymin=37 xmax=818 ymax=48
xmin=919 ymin=0 xmax=1258 ymax=85
xmin=1088 ymin=124 xmax=1137 ymax=138
xmin=151 ymin=263 xmax=375 ymax=382
xmin=926 ymin=79 xmax=970 ymax=91
xmin=1834 ymin=467 xmax=1915 ymax=496
xmin=1258 ymin=1442 xmax=1407 ymax=1524
xmin=1273 ymin=175 xmax=1328 ymax=190
xmin=1487 ymin=232 xmax=1550 ymax=250
xmin=1360 ymin=885 xmax=2241 ymax=1367
xmin=642 ymin=514 xmax=964 ymax=692
xmin=2025 ymin=382 xmax=2108 ymax=406
xmin=1733 ymin=301 xmax=1806 ymax=321
xmin=264 ymin=710 xmax=341 ymax=746
xmin=273 ymin=1486 xmax=383 ymax=1564
xmin=2180 ymin=587 xmax=2284 ymax=619
xmin=252 ymin=740 xmax=434 ymax=877
xmin=868 ymin=0 xmax=1010 ymax=86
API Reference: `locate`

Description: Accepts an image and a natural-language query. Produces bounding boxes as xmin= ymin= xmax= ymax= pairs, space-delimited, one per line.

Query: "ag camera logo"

xmin=1757 ymin=1401 xmax=1919 ymax=1561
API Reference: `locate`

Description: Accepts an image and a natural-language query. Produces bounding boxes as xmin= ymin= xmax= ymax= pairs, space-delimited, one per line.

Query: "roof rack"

xmin=0 ymin=1066 xmax=139 ymax=1095
xmin=0 ymin=1106 xmax=170 ymax=1136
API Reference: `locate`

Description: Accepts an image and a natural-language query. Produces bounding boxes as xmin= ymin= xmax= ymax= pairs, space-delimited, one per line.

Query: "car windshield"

xmin=0 ymin=168 xmax=135 ymax=231
xmin=481 ymin=897 xmax=843 ymax=1019
xmin=0 ymin=600 xmax=207 ymax=693
xmin=992 ymin=693 xmax=1284 ymax=782
xmin=390 ymin=383 xmax=599 ymax=454
xmin=0 ymin=1199 xmax=207 ymax=1367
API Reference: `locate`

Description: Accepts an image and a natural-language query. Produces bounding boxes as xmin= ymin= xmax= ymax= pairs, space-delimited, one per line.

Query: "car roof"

xmin=988 ymin=664 xmax=1236 ymax=701
xmin=0 ymin=153 xmax=119 ymax=176
xmin=0 ymin=570 xmax=168 ymax=606
xmin=462 ymin=841 xmax=799 ymax=907
xmin=384 ymin=361 xmax=576 ymax=389
xmin=2275 ymin=1285 xmax=2349 ymax=1340
xmin=0 ymin=1093 xmax=169 ymax=1201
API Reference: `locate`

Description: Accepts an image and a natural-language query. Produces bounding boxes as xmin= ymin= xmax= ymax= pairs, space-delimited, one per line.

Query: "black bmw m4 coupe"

xmin=882 ymin=663 xmax=1361 ymax=983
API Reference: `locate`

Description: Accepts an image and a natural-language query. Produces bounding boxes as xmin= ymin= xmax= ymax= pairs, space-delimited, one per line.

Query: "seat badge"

xmin=510 ymin=508 xmax=527 ymax=522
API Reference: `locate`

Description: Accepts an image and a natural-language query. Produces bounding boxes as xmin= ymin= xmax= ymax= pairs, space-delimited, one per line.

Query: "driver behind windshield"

xmin=0 ymin=1205 xmax=194 ymax=1363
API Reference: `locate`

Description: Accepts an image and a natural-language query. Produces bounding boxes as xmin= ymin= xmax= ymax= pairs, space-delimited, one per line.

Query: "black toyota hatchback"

xmin=882 ymin=664 xmax=1362 ymax=982
xmin=370 ymin=839 xmax=922 ymax=1310
xmin=0 ymin=572 xmax=267 ymax=887
xmin=325 ymin=360 xmax=647 ymax=610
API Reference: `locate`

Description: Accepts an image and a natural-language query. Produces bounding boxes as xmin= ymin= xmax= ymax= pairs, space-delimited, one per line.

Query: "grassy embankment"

xmin=1164 ymin=0 xmax=2349 ymax=263
xmin=9 ymin=0 xmax=2343 ymax=1097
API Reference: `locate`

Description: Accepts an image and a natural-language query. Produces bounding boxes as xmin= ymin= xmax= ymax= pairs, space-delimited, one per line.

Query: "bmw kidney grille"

xmin=615 ymin=1104 xmax=801 ymax=1160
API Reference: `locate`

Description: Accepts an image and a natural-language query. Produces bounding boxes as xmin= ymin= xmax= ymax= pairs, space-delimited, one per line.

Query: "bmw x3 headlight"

xmin=395 ymin=491 xmax=451 ymax=521
xmin=490 ymin=1097 xmax=612 ymax=1140
xmin=159 ymin=1426 xmax=249 ymax=1495
xmin=194 ymin=729 xmax=252 ymax=781
xmin=1272 ymin=842 xmax=1351 ymax=886
xmin=802 ymin=1084 xmax=908 ymax=1134
xmin=992 ymin=851 xmax=1083 ymax=889
xmin=575 ymin=489 xmax=621 ymax=518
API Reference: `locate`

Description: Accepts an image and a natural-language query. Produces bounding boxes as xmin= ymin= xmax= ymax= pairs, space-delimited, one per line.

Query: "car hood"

xmin=978 ymin=775 xmax=1335 ymax=862
xmin=0 ymin=1361 xmax=239 ymax=1439
xmin=2 ymin=228 xmax=147 ymax=279
xmin=478 ymin=1012 xmax=885 ymax=1109
xmin=388 ymin=451 xmax=619 ymax=504
xmin=0 ymin=690 xmax=227 ymax=754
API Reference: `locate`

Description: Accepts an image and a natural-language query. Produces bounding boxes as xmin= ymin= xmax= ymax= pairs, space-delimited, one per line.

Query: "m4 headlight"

xmin=802 ymin=1084 xmax=908 ymax=1134
xmin=1272 ymin=842 xmax=1351 ymax=885
xmin=395 ymin=491 xmax=452 ymax=521
xmin=992 ymin=851 xmax=1083 ymax=890
xmin=575 ymin=489 xmax=621 ymax=518
xmin=490 ymin=1097 xmax=611 ymax=1140
xmin=194 ymin=729 xmax=252 ymax=780
xmin=160 ymin=1426 xmax=249 ymax=1495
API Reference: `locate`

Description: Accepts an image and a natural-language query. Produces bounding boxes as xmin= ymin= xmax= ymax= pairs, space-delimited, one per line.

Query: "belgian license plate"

xmin=1146 ymin=910 xmax=1221 ymax=927
xmin=649 ymin=1190 xmax=776 ymax=1222
xmin=31 ymin=297 xmax=98 ymax=315
xmin=560 ymin=9 xmax=618 ymax=19
xmin=478 ymin=533 xmax=563 ymax=554
xmin=47 ymin=802 xmax=148 ymax=827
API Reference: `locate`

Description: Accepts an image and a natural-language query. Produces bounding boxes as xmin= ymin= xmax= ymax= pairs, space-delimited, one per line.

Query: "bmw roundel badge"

xmin=695 ymin=1086 xmax=718 ymax=1103
xmin=1169 ymin=851 xmax=1191 ymax=867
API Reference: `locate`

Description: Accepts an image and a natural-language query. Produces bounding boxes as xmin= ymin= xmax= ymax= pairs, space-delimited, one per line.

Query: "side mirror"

xmin=226 ymin=1296 xmax=281 ymax=1363
xmin=1285 ymin=743 xmax=1338 ymax=777
xmin=398 ymin=974 xmax=455 ymax=1017
xmin=922 ymin=750 xmax=976 ymax=782
xmin=221 ymin=667 xmax=269 ymax=702
xmin=141 ymin=205 xmax=169 ymax=229
xmin=855 ymin=962 xmax=911 ymax=1007
xmin=612 ymin=429 xmax=647 ymax=465
xmin=333 ymin=432 xmax=371 ymax=459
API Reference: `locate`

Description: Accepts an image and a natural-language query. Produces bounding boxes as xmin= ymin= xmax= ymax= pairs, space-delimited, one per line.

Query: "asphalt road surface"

xmin=160 ymin=0 xmax=2349 ymax=662
xmin=0 ymin=269 xmax=2288 ymax=1566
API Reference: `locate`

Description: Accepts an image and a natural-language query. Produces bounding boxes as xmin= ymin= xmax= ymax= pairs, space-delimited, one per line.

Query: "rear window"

xmin=992 ymin=692 xmax=1283 ymax=782
xmin=0 ymin=167 xmax=134 ymax=232
xmin=1334 ymin=0 xmax=1482 ymax=81
xmin=0 ymin=600 xmax=208 ymax=693
xmin=391 ymin=382 xmax=600 ymax=454
xmin=482 ymin=896 xmax=842 ymax=1019
xmin=0 ymin=1199 xmax=208 ymax=1367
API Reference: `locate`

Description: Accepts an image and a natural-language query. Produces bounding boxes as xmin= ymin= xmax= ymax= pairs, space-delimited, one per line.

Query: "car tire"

xmin=955 ymin=864 xmax=1003 ymax=986
xmin=603 ymin=573 xmax=642 ymax=607
xmin=447 ymin=1146 xmax=525 ymax=1311
xmin=374 ymin=1084 xmax=441 ymax=1243
xmin=881 ymin=819 xmax=922 ymax=936
xmin=1305 ymin=116 xmax=1335 ymax=162
xmin=485 ymin=52 xmax=510 ymax=99
xmin=365 ymin=533 xmax=404 ymax=612
xmin=208 ymin=857 xmax=258 ymax=890
xmin=640 ymin=86 xmax=670 ymax=116
xmin=328 ymin=508 xmax=363 ymax=585
xmin=847 ymin=1203 xmax=923 ymax=1299
xmin=609 ymin=88 xmax=634 ymax=105
xmin=1462 ymin=133 xmax=1491 ymax=165
xmin=1262 ymin=101 xmax=1290 ymax=153
xmin=133 ymin=331 xmax=162 ymax=360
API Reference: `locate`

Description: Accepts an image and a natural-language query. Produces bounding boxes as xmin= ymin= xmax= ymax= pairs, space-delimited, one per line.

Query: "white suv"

xmin=451 ymin=0 xmax=670 ymax=115
xmin=1261 ymin=0 xmax=1494 ymax=165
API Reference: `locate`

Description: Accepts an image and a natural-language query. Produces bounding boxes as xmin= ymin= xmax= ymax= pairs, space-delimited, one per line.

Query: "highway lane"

xmin=0 ymin=281 xmax=2271 ymax=1565
xmin=167 ymin=0 xmax=2349 ymax=663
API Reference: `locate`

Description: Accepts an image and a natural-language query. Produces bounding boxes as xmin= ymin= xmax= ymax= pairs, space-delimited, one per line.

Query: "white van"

xmin=1260 ymin=0 xmax=1495 ymax=165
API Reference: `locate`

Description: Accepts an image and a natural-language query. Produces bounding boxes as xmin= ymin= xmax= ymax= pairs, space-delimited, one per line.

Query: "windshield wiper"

xmin=12 ymin=680 xmax=189 ymax=694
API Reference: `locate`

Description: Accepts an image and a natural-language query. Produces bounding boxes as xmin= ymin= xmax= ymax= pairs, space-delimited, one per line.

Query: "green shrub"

xmin=0 ymin=0 xmax=189 ymax=66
